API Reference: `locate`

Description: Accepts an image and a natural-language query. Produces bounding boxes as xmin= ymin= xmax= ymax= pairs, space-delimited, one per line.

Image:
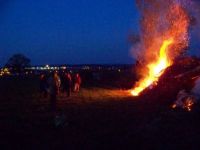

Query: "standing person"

xmin=48 ymin=71 xmax=60 ymax=113
xmin=39 ymin=73 xmax=48 ymax=98
xmin=63 ymin=72 xmax=72 ymax=97
xmin=60 ymin=72 xmax=65 ymax=94
xmin=54 ymin=71 xmax=61 ymax=94
xmin=74 ymin=73 xmax=82 ymax=92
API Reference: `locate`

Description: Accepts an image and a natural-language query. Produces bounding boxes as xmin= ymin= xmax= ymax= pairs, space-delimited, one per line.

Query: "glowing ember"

xmin=172 ymin=90 xmax=196 ymax=112
xmin=131 ymin=38 xmax=174 ymax=96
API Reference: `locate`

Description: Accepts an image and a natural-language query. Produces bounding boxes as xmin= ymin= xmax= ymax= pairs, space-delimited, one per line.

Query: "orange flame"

xmin=131 ymin=38 xmax=174 ymax=96
xmin=130 ymin=1 xmax=190 ymax=96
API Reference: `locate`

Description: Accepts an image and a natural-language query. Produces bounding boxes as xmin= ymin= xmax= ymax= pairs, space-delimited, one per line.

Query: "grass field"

xmin=0 ymin=76 xmax=200 ymax=149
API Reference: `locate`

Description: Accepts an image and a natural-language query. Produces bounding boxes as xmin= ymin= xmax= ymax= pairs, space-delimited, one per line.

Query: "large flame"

xmin=131 ymin=0 xmax=190 ymax=96
xmin=131 ymin=38 xmax=173 ymax=96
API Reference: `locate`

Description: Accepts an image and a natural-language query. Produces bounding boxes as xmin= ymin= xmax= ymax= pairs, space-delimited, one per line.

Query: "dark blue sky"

xmin=0 ymin=0 xmax=140 ymax=66
xmin=0 ymin=0 xmax=199 ymax=66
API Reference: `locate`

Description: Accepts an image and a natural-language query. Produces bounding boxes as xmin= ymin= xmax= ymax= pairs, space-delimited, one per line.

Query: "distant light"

xmin=45 ymin=65 xmax=50 ymax=69
xmin=61 ymin=66 xmax=67 ymax=70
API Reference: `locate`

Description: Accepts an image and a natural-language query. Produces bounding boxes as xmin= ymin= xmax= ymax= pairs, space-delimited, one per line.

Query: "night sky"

xmin=0 ymin=0 xmax=199 ymax=67
xmin=0 ymin=0 xmax=139 ymax=66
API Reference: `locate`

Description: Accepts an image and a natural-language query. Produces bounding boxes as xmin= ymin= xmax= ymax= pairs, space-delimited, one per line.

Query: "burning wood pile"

xmin=130 ymin=0 xmax=200 ymax=111
xmin=171 ymin=59 xmax=200 ymax=111
xmin=133 ymin=56 xmax=200 ymax=111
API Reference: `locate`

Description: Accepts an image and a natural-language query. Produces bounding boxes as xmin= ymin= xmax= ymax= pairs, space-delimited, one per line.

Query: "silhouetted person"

xmin=48 ymin=72 xmax=60 ymax=113
xmin=39 ymin=73 xmax=48 ymax=98
xmin=63 ymin=73 xmax=72 ymax=97
xmin=55 ymin=71 xmax=61 ymax=94
xmin=74 ymin=73 xmax=81 ymax=92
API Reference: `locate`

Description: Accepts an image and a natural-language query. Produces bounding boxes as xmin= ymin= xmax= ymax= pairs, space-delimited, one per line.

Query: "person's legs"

xmin=63 ymin=87 xmax=67 ymax=97
xmin=74 ymin=83 xmax=78 ymax=92
xmin=77 ymin=84 xmax=80 ymax=92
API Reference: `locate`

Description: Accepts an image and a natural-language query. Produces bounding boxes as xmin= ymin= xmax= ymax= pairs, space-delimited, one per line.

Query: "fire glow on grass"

xmin=131 ymin=38 xmax=174 ymax=96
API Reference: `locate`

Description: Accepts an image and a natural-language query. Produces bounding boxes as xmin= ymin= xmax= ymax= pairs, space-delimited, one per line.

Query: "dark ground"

xmin=0 ymin=68 xmax=200 ymax=150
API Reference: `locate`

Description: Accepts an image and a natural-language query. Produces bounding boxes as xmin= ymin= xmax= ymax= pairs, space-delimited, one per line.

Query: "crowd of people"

xmin=39 ymin=71 xmax=82 ymax=112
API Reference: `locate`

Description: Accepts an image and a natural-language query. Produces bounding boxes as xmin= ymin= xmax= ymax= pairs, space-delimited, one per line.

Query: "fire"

xmin=172 ymin=90 xmax=196 ymax=112
xmin=131 ymin=38 xmax=174 ymax=96
xmin=130 ymin=0 xmax=190 ymax=96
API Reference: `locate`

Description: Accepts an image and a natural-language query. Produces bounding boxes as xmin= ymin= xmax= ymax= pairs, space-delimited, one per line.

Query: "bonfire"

xmin=131 ymin=0 xmax=190 ymax=96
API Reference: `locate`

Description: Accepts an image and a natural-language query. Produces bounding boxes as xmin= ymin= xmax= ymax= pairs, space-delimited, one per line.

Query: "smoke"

xmin=131 ymin=0 xmax=196 ymax=64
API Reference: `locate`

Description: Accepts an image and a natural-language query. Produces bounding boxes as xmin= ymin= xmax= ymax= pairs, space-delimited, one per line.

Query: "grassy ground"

xmin=0 ymin=76 xmax=200 ymax=150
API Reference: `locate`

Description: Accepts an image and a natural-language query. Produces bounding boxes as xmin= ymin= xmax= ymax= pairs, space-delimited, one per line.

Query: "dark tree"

xmin=5 ymin=53 xmax=31 ymax=73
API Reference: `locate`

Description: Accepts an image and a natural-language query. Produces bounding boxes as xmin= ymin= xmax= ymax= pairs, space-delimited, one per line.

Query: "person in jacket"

xmin=74 ymin=73 xmax=81 ymax=92
xmin=39 ymin=73 xmax=48 ymax=98
xmin=63 ymin=72 xmax=72 ymax=97
xmin=48 ymin=71 xmax=60 ymax=112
